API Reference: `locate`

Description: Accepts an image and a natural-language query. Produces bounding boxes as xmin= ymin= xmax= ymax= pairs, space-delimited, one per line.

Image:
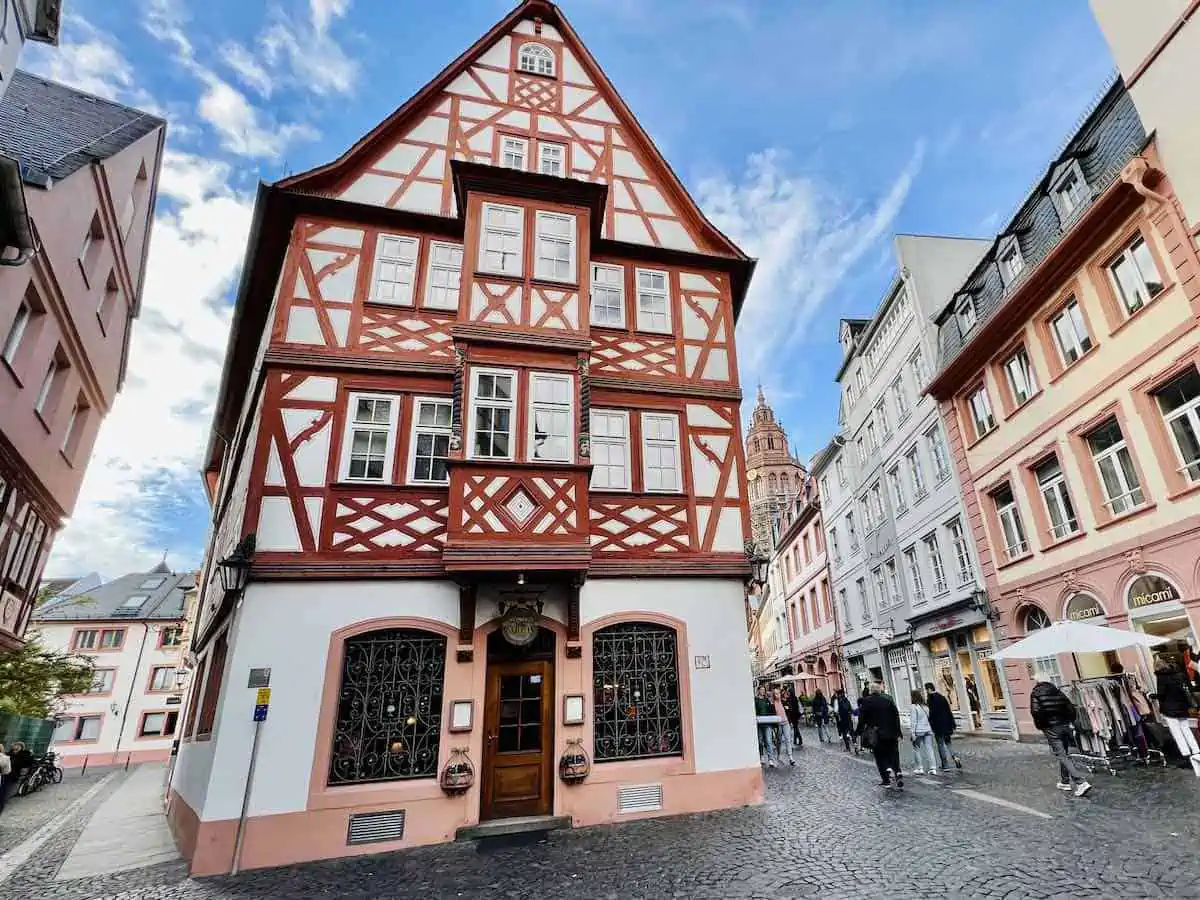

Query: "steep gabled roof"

xmin=33 ymin=569 xmax=195 ymax=623
xmin=278 ymin=0 xmax=745 ymax=260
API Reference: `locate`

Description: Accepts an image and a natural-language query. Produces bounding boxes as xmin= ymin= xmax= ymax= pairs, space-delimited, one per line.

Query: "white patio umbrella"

xmin=775 ymin=673 xmax=822 ymax=683
xmin=992 ymin=619 xmax=1168 ymax=661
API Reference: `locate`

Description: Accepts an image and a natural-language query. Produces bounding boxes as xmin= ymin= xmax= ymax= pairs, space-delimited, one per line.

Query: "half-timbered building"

xmin=168 ymin=0 xmax=761 ymax=875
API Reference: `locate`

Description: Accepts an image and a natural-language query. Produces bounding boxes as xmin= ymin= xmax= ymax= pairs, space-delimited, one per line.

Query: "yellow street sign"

xmin=256 ymin=688 xmax=271 ymax=705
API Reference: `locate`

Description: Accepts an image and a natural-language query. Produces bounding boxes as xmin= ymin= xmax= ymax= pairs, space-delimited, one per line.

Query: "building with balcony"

xmin=744 ymin=386 xmax=806 ymax=552
xmin=168 ymin=0 xmax=761 ymax=875
xmin=0 ymin=72 xmax=165 ymax=651
xmin=926 ymin=78 xmax=1200 ymax=736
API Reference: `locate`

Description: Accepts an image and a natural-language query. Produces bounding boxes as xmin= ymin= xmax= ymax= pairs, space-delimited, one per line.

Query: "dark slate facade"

xmin=934 ymin=79 xmax=1146 ymax=369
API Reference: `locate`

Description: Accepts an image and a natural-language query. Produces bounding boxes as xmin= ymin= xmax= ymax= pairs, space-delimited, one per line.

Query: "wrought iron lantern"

xmin=559 ymin=738 xmax=591 ymax=783
xmin=744 ymin=540 xmax=769 ymax=588
xmin=440 ymin=747 xmax=475 ymax=795
xmin=217 ymin=535 xmax=256 ymax=594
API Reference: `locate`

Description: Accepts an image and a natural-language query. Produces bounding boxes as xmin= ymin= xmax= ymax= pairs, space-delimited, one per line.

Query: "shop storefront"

xmin=1126 ymin=573 xmax=1198 ymax=674
xmin=845 ymin=638 xmax=883 ymax=700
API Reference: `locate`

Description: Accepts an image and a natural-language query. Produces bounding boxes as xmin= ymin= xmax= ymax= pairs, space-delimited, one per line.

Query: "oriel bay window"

xmin=592 ymin=622 xmax=682 ymax=762
xmin=1153 ymin=367 xmax=1200 ymax=483
xmin=991 ymin=483 xmax=1029 ymax=561
xmin=479 ymin=203 xmax=523 ymax=276
xmin=1108 ymin=235 xmax=1163 ymax=316
xmin=408 ymin=398 xmax=452 ymax=484
xmin=470 ymin=369 xmax=516 ymax=460
xmin=528 ymin=372 xmax=573 ymax=462
xmin=534 ymin=212 xmax=576 ymax=282
xmin=340 ymin=394 xmax=400 ymax=482
xmin=500 ymin=136 xmax=528 ymax=171
xmin=1034 ymin=456 xmax=1079 ymax=541
xmin=1085 ymin=418 xmax=1144 ymax=515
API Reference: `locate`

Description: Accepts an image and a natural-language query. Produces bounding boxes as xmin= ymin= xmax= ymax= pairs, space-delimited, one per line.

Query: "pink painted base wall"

xmin=58 ymin=747 xmax=172 ymax=768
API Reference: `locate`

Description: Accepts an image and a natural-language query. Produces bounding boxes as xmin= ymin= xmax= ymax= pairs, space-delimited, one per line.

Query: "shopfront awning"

xmin=993 ymin=620 xmax=1169 ymax=660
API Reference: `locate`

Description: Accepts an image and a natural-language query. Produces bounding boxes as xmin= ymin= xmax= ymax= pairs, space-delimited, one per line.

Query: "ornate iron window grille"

xmin=329 ymin=628 xmax=446 ymax=785
xmin=592 ymin=622 xmax=682 ymax=762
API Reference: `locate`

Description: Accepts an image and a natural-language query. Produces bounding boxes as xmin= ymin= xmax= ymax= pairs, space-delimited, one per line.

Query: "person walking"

xmin=1030 ymin=679 xmax=1091 ymax=797
xmin=784 ymin=686 xmax=803 ymax=748
xmin=925 ymin=681 xmax=960 ymax=771
xmin=0 ymin=743 xmax=11 ymax=818
xmin=857 ymin=684 xmax=904 ymax=788
xmin=754 ymin=686 xmax=778 ymax=768
xmin=965 ymin=675 xmax=982 ymax=729
xmin=772 ymin=688 xmax=796 ymax=766
xmin=1154 ymin=655 xmax=1200 ymax=776
xmin=908 ymin=689 xmax=938 ymax=775
xmin=811 ymin=689 xmax=831 ymax=743
xmin=834 ymin=688 xmax=856 ymax=753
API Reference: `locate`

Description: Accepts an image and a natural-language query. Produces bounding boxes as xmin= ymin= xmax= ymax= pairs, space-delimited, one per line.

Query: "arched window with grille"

xmin=1020 ymin=606 xmax=1062 ymax=686
xmin=518 ymin=43 xmax=555 ymax=76
xmin=328 ymin=628 xmax=446 ymax=785
xmin=592 ymin=622 xmax=683 ymax=762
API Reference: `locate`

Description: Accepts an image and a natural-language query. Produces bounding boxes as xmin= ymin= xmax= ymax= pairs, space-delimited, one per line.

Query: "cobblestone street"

xmin=2 ymin=734 xmax=1199 ymax=899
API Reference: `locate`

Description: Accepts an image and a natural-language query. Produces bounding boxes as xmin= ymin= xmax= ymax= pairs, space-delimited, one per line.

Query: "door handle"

xmin=487 ymin=732 xmax=497 ymax=744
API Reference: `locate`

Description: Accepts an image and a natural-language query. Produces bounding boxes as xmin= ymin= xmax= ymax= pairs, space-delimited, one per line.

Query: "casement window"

xmin=635 ymin=269 xmax=670 ymax=333
xmin=340 ymin=394 xmax=400 ymax=481
xmin=845 ymin=512 xmax=858 ymax=550
xmin=1049 ymin=298 xmax=1092 ymax=365
xmin=857 ymin=577 xmax=872 ymax=623
xmin=887 ymin=465 xmax=905 ymax=513
xmin=819 ymin=476 xmax=830 ymax=502
xmin=923 ymin=532 xmax=948 ymax=594
xmin=855 ymin=369 xmax=866 ymax=394
xmin=589 ymin=264 xmax=625 ymax=327
xmin=909 ymin=351 xmax=929 ymax=392
xmin=859 ymin=495 xmax=874 ymax=532
xmin=875 ymin=400 xmax=891 ymax=440
xmin=1154 ymin=367 xmax=1200 ymax=483
xmin=408 ymin=398 xmax=452 ymax=484
xmin=99 ymin=628 xmax=125 ymax=649
xmin=73 ymin=629 xmax=99 ymax=650
xmin=518 ymin=42 xmax=554 ymax=76
xmin=160 ymin=627 xmax=183 ymax=648
xmin=967 ymin=385 xmax=996 ymax=438
xmin=78 ymin=214 xmax=103 ymax=285
xmin=998 ymin=237 xmax=1024 ymax=283
xmin=139 ymin=711 xmax=179 ymax=738
xmin=500 ymin=136 xmax=528 ymax=171
xmin=829 ymin=527 xmax=841 ymax=564
xmin=68 ymin=716 xmax=102 ymax=742
xmin=369 ymin=234 xmax=418 ymax=305
xmin=528 ymin=372 xmax=572 ymax=462
xmin=641 ymin=412 xmax=681 ymax=492
xmin=891 ymin=378 xmax=910 ymax=419
xmin=947 ymin=517 xmax=973 ymax=584
xmin=85 ymin=669 xmax=114 ymax=694
xmin=866 ymin=420 xmax=878 ymax=453
xmin=1085 ymin=418 xmax=1144 ymax=515
xmin=591 ymin=409 xmax=631 ymax=490
xmin=1108 ymin=236 xmax=1163 ymax=315
xmin=98 ymin=272 xmax=119 ymax=333
xmin=869 ymin=482 xmax=885 ymax=525
xmin=839 ymin=588 xmax=851 ymax=625
xmin=2 ymin=296 xmax=31 ymax=365
xmin=1003 ymin=346 xmax=1038 ymax=406
xmin=470 ymin=369 xmax=516 ymax=460
xmin=538 ymin=142 xmax=565 ymax=177
xmin=34 ymin=357 xmax=60 ymax=415
xmin=61 ymin=397 xmax=89 ymax=458
xmin=955 ymin=295 xmax=977 ymax=335
xmin=904 ymin=546 xmax=925 ymax=602
xmin=1052 ymin=164 xmax=1089 ymax=220
xmin=479 ymin=203 xmax=523 ymax=276
xmin=424 ymin=242 xmax=463 ymax=310
xmin=855 ymin=438 xmax=866 ymax=467
xmin=534 ymin=212 xmax=576 ymax=282
xmin=992 ymin=484 xmax=1029 ymax=560
xmin=884 ymin=559 xmax=901 ymax=607
xmin=835 ymin=456 xmax=847 ymax=486
xmin=1035 ymin=456 xmax=1079 ymax=540
xmin=149 ymin=666 xmax=175 ymax=692
xmin=905 ymin=446 xmax=926 ymax=499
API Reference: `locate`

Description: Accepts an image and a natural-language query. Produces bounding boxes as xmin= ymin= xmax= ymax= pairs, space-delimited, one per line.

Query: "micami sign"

xmin=1128 ymin=575 xmax=1181 ymax=611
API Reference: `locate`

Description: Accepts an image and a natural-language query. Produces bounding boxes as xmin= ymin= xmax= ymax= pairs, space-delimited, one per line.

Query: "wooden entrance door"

xmin=481 ymin=659 xmax=554 ymax=820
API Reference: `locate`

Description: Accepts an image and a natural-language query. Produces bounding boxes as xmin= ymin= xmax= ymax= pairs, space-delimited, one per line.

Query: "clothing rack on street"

xmin=1065 ymin=674 xmax=1165 ymax=775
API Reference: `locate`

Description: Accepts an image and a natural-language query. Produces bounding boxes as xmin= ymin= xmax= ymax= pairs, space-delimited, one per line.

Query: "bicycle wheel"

xmin=52 ymin=766 xmax=64 ymax=784
xmin=16 ymin=778 xmax=30 ymax=796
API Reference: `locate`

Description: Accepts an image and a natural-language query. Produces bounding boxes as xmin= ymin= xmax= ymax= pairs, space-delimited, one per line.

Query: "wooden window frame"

xmin=468 ymin=367 xmax=519 ymax=462
xmin=590 ymin=408 xmax=631 ymax=491
xmin=1068 ymin=405 xmax=1152 ymax=529
xmin=640 ymin=411 xmax=682 ymax=493
xmin=1036 ymin=285 xmax=1097 ymax=382
xmin=423 ymin=241 xmax=463 ymax=310
xmin=338 ymin=392 xmax=402 ymax=483
xmin=368 ymin=233 xmax=419 ymax=306
xmin=406 ymin=396 xmax=453 ymax=486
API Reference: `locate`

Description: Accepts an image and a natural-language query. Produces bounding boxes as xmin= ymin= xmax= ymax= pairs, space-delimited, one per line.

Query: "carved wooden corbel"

xmin=1120 ymin=156 xmax=1169 ymax=206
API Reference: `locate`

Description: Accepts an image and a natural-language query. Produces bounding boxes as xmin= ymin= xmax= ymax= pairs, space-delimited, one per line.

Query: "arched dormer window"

xmin=518 ymin=42 xmax=555 ymax=77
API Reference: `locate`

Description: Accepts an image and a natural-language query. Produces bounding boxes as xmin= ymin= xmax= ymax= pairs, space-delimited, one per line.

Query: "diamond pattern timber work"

xmin=511 ymin=74 xmax=560 ymax=112
xmin=460 ymin=474 xmax=578 ymax=536
xmin=357 ymin=310 xmax=453 ymax=357
xmin=590 ymin=501 xmax=690 ymax=553
xmin=327 ymin=496 xmax=448 ymax=553
xmin=504 ymin=489 xmax=537 ymax=525
xmin=590 ymin=335 xmax=679 ymax=378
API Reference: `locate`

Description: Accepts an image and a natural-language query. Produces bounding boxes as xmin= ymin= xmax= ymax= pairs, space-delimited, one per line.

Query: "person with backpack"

xmin=811 ymin=689 xmax=831 ymax=743
xmin=1030 ymin=679 xmax=1091 ymax=797
xmin=856 ymin=684 xmax=904 ymax=788
xmin=924 ymin=681 xmax=960 ymax=771
xmin=833 ymin=688 xmax=855 ymax=752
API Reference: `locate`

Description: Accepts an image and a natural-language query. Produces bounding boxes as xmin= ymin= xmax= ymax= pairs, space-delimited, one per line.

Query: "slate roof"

xmin=0 ymin=70 xmax=165 ymax=188
xmin=935 ymin=77 xmax=1145 ymax=369
xmin=33 ymin=568 xmax=194 ymax=623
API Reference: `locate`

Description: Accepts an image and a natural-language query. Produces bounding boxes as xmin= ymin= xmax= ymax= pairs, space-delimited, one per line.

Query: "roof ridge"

xmin=12 ymin=69 xmax=166 ymax=123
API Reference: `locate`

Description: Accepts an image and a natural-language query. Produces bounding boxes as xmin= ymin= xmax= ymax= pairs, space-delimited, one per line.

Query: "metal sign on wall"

xmin=1065 ymin=594 xmax=1105 ymax=621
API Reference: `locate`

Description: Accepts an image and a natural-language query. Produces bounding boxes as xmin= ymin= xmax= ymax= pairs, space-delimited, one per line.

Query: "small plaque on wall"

xmin=694 ymin=655 xmax=711 ymax=670
xmin=449 ymin=700 xmax=474 ymax=733
xmin=563 ymin=694 xmax=585 ymax=725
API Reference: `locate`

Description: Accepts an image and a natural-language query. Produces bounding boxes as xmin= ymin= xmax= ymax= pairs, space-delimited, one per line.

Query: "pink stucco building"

xmin=0 ymin=71 xmax=165 ymax=649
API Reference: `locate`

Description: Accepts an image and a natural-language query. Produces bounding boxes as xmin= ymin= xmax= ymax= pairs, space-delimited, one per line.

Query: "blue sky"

xmin=28 ymin=0 xmax=1116 ymax=578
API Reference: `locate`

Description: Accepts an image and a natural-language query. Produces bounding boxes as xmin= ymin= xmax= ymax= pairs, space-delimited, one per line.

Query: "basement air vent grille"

xmin=616 ymin=783 xmax=663 ymax=814
xmin=346 ymin=809 xmax=406 ymax=846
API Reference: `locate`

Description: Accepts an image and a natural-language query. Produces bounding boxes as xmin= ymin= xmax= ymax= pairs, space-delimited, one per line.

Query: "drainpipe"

xmin=112 ymin=623 xmax=152 ymax=766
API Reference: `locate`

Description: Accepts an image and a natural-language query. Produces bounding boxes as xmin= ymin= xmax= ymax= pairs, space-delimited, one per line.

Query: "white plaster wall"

xmin=172 ymin=735 xmax=216 ymax=812
xmin=580 ymin=578 xmax=759 ymax=773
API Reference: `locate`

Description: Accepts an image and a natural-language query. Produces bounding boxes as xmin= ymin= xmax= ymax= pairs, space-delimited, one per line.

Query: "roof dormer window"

xmin=518 ymin=43 xmax=554 ymax=77
xmin=955 ymin=293 xmax=976 ymax=335
xmin=997 ymin=235 xmax=1024 ymax=285
xmin=1050 ymin=159 xmax=1089 ymax=223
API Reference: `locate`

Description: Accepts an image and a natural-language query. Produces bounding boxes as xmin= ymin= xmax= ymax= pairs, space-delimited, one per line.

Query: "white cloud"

xmin=696 ymin=143 xmax=925 ymax=397
xmin=310 ymin=0 xmax=351 ymax=35
xmin=47 ymin=150 xmax=254 ymax=577
xmin=219 ymin=41 xmax=275 ymax=98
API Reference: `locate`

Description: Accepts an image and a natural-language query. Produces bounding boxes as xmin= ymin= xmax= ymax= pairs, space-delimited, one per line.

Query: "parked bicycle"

xmin=16 ymin=752 xmax=64 ymax=796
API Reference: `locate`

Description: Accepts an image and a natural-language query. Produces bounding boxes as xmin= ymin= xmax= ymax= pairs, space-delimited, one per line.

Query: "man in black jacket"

xmin=856 ymin=684 xmax=904 ymax=788
xmin=1030 ymin=680 xmax=1091 ymax=797
xmin=924 ymin=682 xmax=960 ymax=772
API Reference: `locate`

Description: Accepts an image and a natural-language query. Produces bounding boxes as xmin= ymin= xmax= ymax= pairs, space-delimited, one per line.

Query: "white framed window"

xmin=947 ymin=517 xmax=973 ymax=585
xmin=909 ymin=351 xmax=929 ymax=391
xmin=859 ymin=495 xmax=874 ymax=532
xmin=339 ymin=393 xmax=401 ymax=482
xmin=538 ymin=142 xmax=565 ymax=177
xmin=845 ymin=512 xmax=858 ymax=550
xmin=34 ymin=358 xmax=59 ymax=415
xmin=518 ymin=42 xmax=555 ymax=76
xmin=408 ymin=397 xmax=452 ymax=484
xmin=528 ymin=372 xmax=573 ymax=462
xmin=2 ymin=297 xmax=31 ymax=365
xmin=905 ymin=446 xmax=926 ymax=499
xmin=875 ymin=400 xmax=891 ymax=440
xmin=967 ymin=385 xmax=996 ymax=438
xmin=887 ymin=465 xmax=906 ymax=513
xmin=998 ymin=236 xmax=1024 ymax=283
xmin=99 ymin=629 xmax=125 ymax=649
xmin=469 ymin=368 xmax=517 ymax=460
xmin=955 ymin=294 xmax=977 ymax=335
xmin=839 ymin=588 xmax=850 ymax=625
xmin=925 ymin=425 xmax=950 ymax=481
xmin=885 ymin=560 xmax=901 ymax=607
xmin=591 ymin=409 xmax=631 ymax=490
xmin=590 ymin=264 xmax=625 ymax=327
xmin=479 ymin=203 xmax=523 ymax=277
xmin=73 ymin=629 xmax=98 ymax=650
xmin=1086 ymin=418 xmax=1144 ymax=515
xmin=855 ymin=438 xmax=866 ymax=467
xmin=641 ymin=412 xmax=681 ymax=492
xmin=1051 ymin=162 xmax=1089 ymax=221
xmin=424 ymin=242 xmax=463 ymax=310
xmin=904 ymin=546 xmax=925 ymax=603
xmin=829 ymin=526 xmax=841 ymax=564
xmin=891 ymin=378 xmax=910 ymax=420
xmin=1034 ymin=456 xmax=1079 ymax=540
xmin=857 ymin=577 xmax=872 ymax=624
xmin=872 ymin=567 xmax=886 ymax=611
xmin=61 ymin=400 xmax=83 ymax=455
xmin=835 ymin=456 xmax=847 ymax=486
xmin=534 ymin=212 xmax=576 ymax=283
xmin=369 ymin=234 xmax=419 ymax=305
xmin=149 ymin=666 xmax=174 ymax=691
xmin=76 ymin=716 xmax=102 ymax=741
xmin=923 ymin=532 xmax=948 ymax=594
xmin=1003 ymin=346 xmax=1038 ymax=406
xmin=1049 ymin=298 xmax=1092 ymax=366
xmin=635 ymin=268 xmax=671 ymax=333
xmin=500 ymin=136 xmax=528 ymax=171
xmin=869 ymin=482 xmax=885 ymax=525
xmin=992 ymin=484 xmax=1028 ymax=560
xmin=86 ymin=669 xmax=114 ymax=694
xmin=1108 ymin=235 xmax=1164 ymax=315
xmin=1154 ymin=367 xmax=1200 ymax=483
xmin=866 ymin=420 xmax=878 ymax=453
xmin=856 ymin=369 xmax=866 ymax=394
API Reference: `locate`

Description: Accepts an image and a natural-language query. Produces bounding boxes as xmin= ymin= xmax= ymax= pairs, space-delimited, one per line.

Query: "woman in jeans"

xmin=908 ymin=689 xmax=938 ymax=775
xmin=771 ymin=688 xmax=796 ymax=766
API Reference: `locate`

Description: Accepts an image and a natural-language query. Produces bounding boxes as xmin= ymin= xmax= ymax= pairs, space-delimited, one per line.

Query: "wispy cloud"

xmin=32 ymin=16 xmax=135 ymax=98
xmin=219 ymin=41 xmax=275 ymax=98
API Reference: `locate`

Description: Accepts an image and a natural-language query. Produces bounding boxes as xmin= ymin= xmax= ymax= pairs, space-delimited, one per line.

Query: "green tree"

xmin=0 ymin=632 xmax=94 ymax=718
